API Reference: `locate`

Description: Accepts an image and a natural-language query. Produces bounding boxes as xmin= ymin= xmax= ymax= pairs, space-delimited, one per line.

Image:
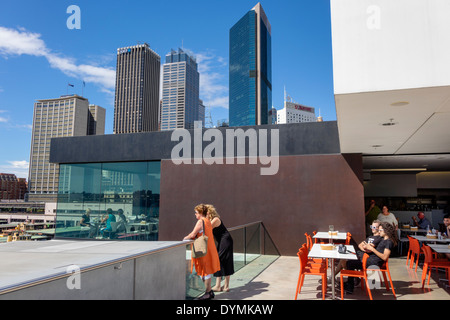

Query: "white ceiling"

xmin=335 ymin=85 xmax=450 ymax=171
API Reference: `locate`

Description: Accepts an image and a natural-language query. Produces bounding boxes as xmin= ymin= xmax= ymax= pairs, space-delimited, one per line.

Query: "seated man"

xmin=333 ymin=220 xmax=382 ymax=281
xmin=412 ymin=211 xmax=432 ymax=230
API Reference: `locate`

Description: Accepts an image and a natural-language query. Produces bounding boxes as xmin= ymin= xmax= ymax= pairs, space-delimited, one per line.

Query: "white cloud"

xmin=0 ymin=110 xmax=8 ymax=123
xmin=0 ymin=26 xmax=47 ymax=57
xmin=0 ymin=160 xmax=29 ymax=179
xmin=8 ymin=160 xmax=29 ymax=169
xmin=0 ymin=26 xmax=115 ymax=91
xmin=191 ymin=50 xmax=229 ymax=110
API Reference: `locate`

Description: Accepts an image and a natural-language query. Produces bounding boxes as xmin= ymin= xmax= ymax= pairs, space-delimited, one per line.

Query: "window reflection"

xmin=56 ymin=161 xmax=160 ymax=241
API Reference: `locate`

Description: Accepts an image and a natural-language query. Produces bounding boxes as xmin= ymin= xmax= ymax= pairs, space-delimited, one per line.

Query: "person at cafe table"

xmin=333 ymin=220 xmax=383 ymax=283
xmin=442 ymin=214 xmax=450 ymax=260
xmin=412 ymin=211 xmax=431 ymax=230
xmin=341 ymin=221 xmax=397 ymax=294
xmin=377 ymin=205 xmax=398 ymax=230
xmin=440 ymin=214 xmax=449 ymax=238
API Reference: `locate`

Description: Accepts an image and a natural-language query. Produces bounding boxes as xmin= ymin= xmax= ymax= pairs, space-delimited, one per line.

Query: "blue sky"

xmin=0 ymin=0 xmax=335 ymax=178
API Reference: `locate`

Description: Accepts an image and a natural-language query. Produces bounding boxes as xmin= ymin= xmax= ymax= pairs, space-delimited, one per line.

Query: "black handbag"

xmin=338 ymin=244 xmax=347 ymax=254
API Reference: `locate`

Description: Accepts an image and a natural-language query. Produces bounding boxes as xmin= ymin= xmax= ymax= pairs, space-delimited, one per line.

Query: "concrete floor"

xmin=214 ymin=255 xmax=450 ymax=300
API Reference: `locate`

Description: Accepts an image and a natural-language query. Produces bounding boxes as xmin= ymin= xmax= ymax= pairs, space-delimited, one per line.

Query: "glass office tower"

xmin=229 ymin=2 xmax=272 ymax=127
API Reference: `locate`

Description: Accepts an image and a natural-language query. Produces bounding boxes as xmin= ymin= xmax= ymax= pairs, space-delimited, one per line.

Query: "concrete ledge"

xmin=0 ymin=240 xmax=189 ymax=300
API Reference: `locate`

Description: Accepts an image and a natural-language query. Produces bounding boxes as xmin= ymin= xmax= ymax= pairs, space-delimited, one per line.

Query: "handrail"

xmin=185 ymin=221 xmax=280 ymax=299
xmin=227 ymin=221 xmax=262 ymax=232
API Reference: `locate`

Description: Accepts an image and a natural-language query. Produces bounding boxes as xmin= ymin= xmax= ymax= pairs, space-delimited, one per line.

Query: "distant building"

xmin=114 ymin=43 xmax=161 ymax=133
xmin=160 ymin=48 xmax=201 ymax=130
xmin=269 ymin=106 xmax=277 ymax=124
xmin=28 ymin=95 xmax=104 ymax=202
xmin=0 ymin=174 xmax=26 ymax=200
xmin=229 ymin=2 xmax=272 ymax=127
xmin=198 ymin=99 xmax=206 ymax=128
xmin=88 ymin=104 xmax=106 ymax=135
xmin=277 ymin=101 xmax=317 ymax=124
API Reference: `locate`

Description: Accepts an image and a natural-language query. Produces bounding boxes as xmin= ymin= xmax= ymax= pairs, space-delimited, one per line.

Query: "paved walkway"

xmin=214 ymin=255 xmax=450 ymax=300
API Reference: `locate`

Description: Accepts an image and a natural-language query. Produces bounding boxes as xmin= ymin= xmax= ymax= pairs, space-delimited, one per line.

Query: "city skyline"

xmin=0 ymin=0 xmax=335 ymax=179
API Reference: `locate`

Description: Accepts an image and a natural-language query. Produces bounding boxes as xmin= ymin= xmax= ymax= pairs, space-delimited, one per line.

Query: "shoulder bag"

xmin=192 ymin=219 xmax=208 ymax=258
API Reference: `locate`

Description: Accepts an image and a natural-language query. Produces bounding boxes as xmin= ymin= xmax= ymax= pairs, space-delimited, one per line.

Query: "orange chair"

xmin=345 ymin=232 xmax=352 ymax=245
xmin=312 ymin=230 xmax=320 ymax=243
xmin=304 ymin=232 xmax=314 ymax=251
xmin=408 ymin=236 xmax=424 ymax=272
xmin=420 ymin=245 xmax=450 ymax=289
xmin=366 ymin=257 xmax=397 ymax=299
xmin=405 ymin=236 xmax=413 ymax=266
xmin=295 ymin=246 xmax=328 ymax=300
xmin=339 ymin=253 xmax=373 ymax=300
xmin=304 ymin=233 xmax=327 ymax=266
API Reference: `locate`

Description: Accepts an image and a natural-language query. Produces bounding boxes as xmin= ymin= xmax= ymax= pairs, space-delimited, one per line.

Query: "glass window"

xmin=56 ymin=161 xmax=161 ymax=241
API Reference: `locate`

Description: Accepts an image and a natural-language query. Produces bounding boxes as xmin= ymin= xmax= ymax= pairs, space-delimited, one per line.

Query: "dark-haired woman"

xmin=343 ymin=221 xmax=397 ymax=294
xmin=183 ymin=204 xmax=220 ymax=300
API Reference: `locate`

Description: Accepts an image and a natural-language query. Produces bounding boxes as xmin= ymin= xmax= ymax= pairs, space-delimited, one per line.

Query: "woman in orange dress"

xmin=183 ymin=204 xmax=220 ymax=300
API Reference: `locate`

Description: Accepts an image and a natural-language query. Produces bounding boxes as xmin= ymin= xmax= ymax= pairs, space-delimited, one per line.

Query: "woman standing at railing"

xmin=183 ymin=204 xmax=220 ymax=300
xmin=206 ymin=204 xmax=235 ymax=292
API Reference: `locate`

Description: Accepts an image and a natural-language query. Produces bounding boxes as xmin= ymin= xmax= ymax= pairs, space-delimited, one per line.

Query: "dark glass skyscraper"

xmin=229 ymin=3 xmax=272 ymax=127
xmin=114 ymin=43 xmax=160 ymax=133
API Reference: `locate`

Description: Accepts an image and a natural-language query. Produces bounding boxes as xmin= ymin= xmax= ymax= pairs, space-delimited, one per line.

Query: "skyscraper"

xmin=229 ymin=2 xmax=272 ymax=127
xmin=160 ymin=48 xmax=201 ymax=130
xmin=114 ymin=43 xmax=161 ymax=133
xmin=28 ymin=95 xmax=105 ymax=202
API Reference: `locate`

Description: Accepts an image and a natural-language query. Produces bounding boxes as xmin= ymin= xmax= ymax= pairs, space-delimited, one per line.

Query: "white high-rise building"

xmin=277 ymin=100 xmax=317 ymax=124
xmin=28 ymin=95 xmax=105 ymax=202
xmin=160 ymin=48 xmax=201 ymax=130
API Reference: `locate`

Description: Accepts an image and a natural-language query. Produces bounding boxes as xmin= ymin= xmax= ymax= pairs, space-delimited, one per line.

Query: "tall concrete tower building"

xmin=28 ymin=95 xmax=105 ymax=202
xmin=229 ymin=2 xmax=272 ymax=127
xmin=114 ymin=43 xmax=161 ymax=133
xmin=160 ymin=48 xmax=201 ymax=130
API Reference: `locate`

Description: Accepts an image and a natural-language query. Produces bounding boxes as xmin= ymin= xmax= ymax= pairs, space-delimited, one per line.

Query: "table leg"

xmin=331 ymin=258 xmax=335 ymax=300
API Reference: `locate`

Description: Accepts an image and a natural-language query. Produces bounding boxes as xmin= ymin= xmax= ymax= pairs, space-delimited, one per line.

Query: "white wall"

xmin=331 ymin=0 xmax=450 ymax=94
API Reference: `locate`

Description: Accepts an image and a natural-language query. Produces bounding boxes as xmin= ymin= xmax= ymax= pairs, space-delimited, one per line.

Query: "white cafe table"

xmin=313 ymin=232 xmax=347 ymax=243
xmin=412 ymin=235 xmax=450 ymax=244
xmin=399 ymin=228 xmax=427 ymax=235
xmin=308 ymin=243 xmax=358 ymax=300
xmin=428 ymin=244 xmax=450 ymax=254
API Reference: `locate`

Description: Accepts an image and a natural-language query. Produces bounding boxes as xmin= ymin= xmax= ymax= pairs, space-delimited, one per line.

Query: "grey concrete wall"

xmin=0 ymin=245 xmax=186 ymax=300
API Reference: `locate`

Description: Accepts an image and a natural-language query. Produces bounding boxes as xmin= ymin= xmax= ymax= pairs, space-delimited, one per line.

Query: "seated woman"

xmin=343 ymin=221 xmax=397 ymax=294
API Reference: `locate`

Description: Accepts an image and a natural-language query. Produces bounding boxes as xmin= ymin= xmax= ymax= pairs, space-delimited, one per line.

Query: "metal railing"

xmin=185 ymin=221 xmax=279 ymax=299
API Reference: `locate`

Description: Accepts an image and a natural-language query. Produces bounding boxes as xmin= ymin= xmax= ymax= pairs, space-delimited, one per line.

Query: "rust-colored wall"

xmin=159 ymin=154 xmax=364 ymax=256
